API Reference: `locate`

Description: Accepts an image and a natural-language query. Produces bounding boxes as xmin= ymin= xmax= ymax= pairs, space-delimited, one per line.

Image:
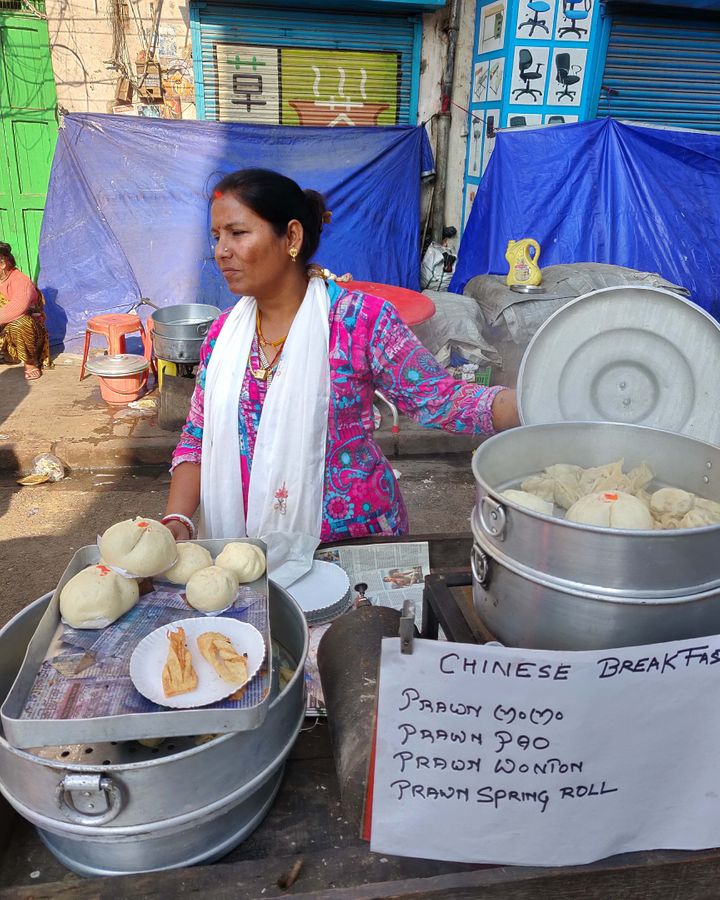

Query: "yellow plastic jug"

xmin=505 ymin=238 xmax=542 ymax=287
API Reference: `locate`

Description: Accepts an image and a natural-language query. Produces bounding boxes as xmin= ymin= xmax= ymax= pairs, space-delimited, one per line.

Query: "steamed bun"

xmin=163 ymin=543 xmax=214 ymax=585
xmin=60 ymin=564 xmax=140 ymax=629
xmin=501 ymin=490 xmax=553 ymax=516
xmin=215 ymin=542 xmax=266 ymax=584
xmin=680 ymin=507 xmax=720 ymax=529
xmin=566 ymin=491 xmax=653 ymax=530
xmin=99 ymin=517 xmax=177 ymax=577
xmin=185 ymin=565 xmax=238 ymax=613
xmin=650 ymin=488 xmax=694 ymax=517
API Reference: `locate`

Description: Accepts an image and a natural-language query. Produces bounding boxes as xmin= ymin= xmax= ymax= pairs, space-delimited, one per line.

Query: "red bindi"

xmin=137 ymin=521 xmax=149 ymax=527
xmin=213 ymin=190 xmax=223 ymax=199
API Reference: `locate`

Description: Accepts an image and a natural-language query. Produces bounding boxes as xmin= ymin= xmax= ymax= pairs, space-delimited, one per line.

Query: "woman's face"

xmin=211 ymin=193 xmax=299 ymax=298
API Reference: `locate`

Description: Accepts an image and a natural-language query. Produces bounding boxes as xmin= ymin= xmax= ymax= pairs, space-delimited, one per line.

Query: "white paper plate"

xmin=129 ymin=618 xmax=266 ymax=709
xmin=287 ymin=560 xmax=350 ymax=615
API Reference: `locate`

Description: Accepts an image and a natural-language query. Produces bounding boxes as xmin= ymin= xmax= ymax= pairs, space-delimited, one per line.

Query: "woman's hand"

xmin=163 ymin=518 xmax=193 ymax=541
xmin=163 ymin=462 xmax=201 ymax=541
xmin=491 ymin=388 xmax=520 ymax=432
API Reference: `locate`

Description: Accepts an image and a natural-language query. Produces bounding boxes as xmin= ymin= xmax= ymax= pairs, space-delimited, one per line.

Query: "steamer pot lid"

xmin=84 ymin=354 xmax=149 ymax=376
xmin=517 ymin=286 xmax=720 ymax=445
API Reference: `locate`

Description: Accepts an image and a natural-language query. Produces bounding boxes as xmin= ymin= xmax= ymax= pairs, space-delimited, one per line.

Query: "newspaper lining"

xmin=305 ymin=541 xmax=430 ymax=716
xmin=20 ymin=583 xmax=269 ymax=722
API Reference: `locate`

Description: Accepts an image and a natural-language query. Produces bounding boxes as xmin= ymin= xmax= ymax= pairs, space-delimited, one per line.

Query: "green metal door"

xmin=0 ymin=1 xmax=57 ymax=278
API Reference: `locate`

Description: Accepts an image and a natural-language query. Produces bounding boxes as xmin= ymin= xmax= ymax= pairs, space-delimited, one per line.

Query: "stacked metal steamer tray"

xmin=471 ymin=286 xmax=720 ymax=651
xmin=0 ymin=538 xmax=309 ymax=876
xmin=149 ymin=303 xmax=221 ymax=364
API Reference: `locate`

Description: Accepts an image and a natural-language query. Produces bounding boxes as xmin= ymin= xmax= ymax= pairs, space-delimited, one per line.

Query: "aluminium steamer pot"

xmin=472 ymin=422 xmax=720 ymax=599
xmin=0 ymin=582 xmax=308 ymax=876
xmin=149 ymin=304 xmax=221 ymax=340
xmin=150 ymin=303 xmax=221 ymax=364
xmin=471 ymin=421 xmax=720 ymax=650
xmin=471 ymin=529 xmax=720 ymax=651
xmin=151 ymin=332 xmax=204 ymax=364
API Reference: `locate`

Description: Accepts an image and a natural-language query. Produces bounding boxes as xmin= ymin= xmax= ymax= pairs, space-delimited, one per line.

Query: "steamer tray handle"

xmin=479 ymin=496 xmax=507 ymax=541
xmin=471 ymin=544 xmax=489 ymax=586
xmin=56 ymin=773 xmax=123 ymax=826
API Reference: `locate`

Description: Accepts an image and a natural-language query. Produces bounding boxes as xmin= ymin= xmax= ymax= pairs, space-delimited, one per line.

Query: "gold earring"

xmin=289 ymin=248 xmax=299 ymax=261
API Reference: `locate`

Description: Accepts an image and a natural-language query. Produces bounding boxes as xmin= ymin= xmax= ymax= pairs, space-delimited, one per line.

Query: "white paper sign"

xmin=371 ymin=636 xmax=720 ymax=867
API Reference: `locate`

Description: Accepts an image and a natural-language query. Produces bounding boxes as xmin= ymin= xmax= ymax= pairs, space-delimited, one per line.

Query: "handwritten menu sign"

xmin=370 ymin=636 xmax=720 ymax=866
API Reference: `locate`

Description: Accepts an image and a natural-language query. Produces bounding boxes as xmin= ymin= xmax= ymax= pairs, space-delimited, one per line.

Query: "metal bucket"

xmin=150 ymin=304 xmax=221 ymax=364
xmin=0 ymin=583 xmax=308 ymax=876
xmin=471 ymin=421 xmax=720 ymax=649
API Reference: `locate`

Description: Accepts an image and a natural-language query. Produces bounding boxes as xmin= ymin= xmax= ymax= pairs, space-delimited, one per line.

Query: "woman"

xmin=0 ymin=242 xmax=51 ymax=380
xmin=163 ymin=169 xmax=518 ymax=584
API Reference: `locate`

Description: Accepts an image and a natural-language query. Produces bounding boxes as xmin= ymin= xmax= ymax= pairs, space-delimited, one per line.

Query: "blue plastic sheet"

xmin=450 ymin=118 xmax=720 ymax=319
xmin=40 ymin=114 xmax=434 ymax=344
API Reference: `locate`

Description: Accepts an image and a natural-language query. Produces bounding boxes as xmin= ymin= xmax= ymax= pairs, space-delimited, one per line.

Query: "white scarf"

xmin=199 ymin=276 xmax=330 ymax=587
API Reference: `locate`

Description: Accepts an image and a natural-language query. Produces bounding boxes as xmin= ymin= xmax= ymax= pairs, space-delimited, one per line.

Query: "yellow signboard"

xmin=212 ymin=42 xmax=400 ymax=126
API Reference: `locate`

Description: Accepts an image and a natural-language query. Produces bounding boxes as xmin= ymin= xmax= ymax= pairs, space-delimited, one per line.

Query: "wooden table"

xmin=3 ymin=534 xmax=720 ymax=898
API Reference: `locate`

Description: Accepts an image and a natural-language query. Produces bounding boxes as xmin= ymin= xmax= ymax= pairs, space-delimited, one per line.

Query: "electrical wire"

xmin=19 ymin=0 xmax=48 ymax=19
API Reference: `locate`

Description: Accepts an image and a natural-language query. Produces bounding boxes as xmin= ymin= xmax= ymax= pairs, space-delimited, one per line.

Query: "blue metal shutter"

xmin=597 ymin=8 xmax=720 ymax=130
xmin=192 ymin=4 xmax=420 ymax=125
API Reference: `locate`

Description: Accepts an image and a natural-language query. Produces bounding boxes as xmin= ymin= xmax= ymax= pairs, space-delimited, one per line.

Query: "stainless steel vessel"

xmin=0 ymin=582 xmax=308 ymax=876
xmin=471 ymin=422 xmax=720 ymax=650
xmin=150 ymin=304 xmax=221 ymax=364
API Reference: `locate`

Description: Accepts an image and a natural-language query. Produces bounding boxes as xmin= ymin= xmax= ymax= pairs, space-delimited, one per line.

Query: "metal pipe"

xmin=431 ymin=0 xmax=462 ymax=243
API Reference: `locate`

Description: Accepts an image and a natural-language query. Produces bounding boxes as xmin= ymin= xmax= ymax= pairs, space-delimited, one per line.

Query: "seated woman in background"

xmin=0 ymin=241 xmax=51 ymax=380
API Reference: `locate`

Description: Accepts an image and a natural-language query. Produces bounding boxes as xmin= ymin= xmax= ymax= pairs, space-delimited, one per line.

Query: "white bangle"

xmin=161 ymin=513 xmax=196 ymax=539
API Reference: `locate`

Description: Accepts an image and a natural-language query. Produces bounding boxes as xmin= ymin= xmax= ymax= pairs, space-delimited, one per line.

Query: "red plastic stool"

xmin=80 ymin=314 xmax=152 ymax=381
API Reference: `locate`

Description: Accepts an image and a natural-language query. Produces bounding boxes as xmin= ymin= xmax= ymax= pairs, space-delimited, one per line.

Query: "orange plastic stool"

xmin=79 ymin=314 xmax=152 ymax=381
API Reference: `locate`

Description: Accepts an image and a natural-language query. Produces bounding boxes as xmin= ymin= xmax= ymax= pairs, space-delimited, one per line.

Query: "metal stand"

xmin=374 ymin=389 xmax=400 ymax=435
xmin=421 ymin=571 xmax=497 ymax=644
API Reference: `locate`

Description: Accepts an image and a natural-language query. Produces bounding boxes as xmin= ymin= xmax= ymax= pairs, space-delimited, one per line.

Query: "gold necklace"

xmin=255 ymin=308 xmax=287 ymax=349
xmin=251 ymin=336 xmax=286 ymax=381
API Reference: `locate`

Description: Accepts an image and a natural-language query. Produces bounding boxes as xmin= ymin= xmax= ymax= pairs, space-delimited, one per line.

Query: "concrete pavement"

xmin=0 ymin=353 xmax=482 ymax=474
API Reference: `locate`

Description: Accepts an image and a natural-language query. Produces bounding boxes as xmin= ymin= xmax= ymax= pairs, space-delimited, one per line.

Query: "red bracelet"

xmin=160 ymin=514 xmax=196 ymax=539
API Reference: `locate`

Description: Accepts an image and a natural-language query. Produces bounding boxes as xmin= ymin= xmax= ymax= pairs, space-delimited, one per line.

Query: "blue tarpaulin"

xmin=40 ymin=114 xmax=433 ymax=345
xmin=450 ymin=118 xmax=720 ymax=320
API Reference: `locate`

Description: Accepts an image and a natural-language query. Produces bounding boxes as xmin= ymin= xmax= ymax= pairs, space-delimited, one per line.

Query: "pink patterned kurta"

xmin=172 ymin=284 xmax=504 ymax=541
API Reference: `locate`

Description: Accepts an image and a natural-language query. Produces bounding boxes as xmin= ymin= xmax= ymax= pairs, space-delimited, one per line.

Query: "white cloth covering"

xmin=199 ymin=277 xmax=330 ymax=587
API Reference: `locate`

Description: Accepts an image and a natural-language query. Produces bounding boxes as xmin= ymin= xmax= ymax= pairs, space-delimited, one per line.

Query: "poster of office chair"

xmin=555 ymin=0 xmax=594 ymax=42
xmin=550 ymin=47 xmax=587 ymax=106
xmin=509 ymin=46 xmax=549 ymax=105
xmin=505 ymin=112 xmax=542 ymax=128
xmin=544 ymin=113 xmax=578 ymax=125
xmin=515 ymin=0 xmax=558 ymax=40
